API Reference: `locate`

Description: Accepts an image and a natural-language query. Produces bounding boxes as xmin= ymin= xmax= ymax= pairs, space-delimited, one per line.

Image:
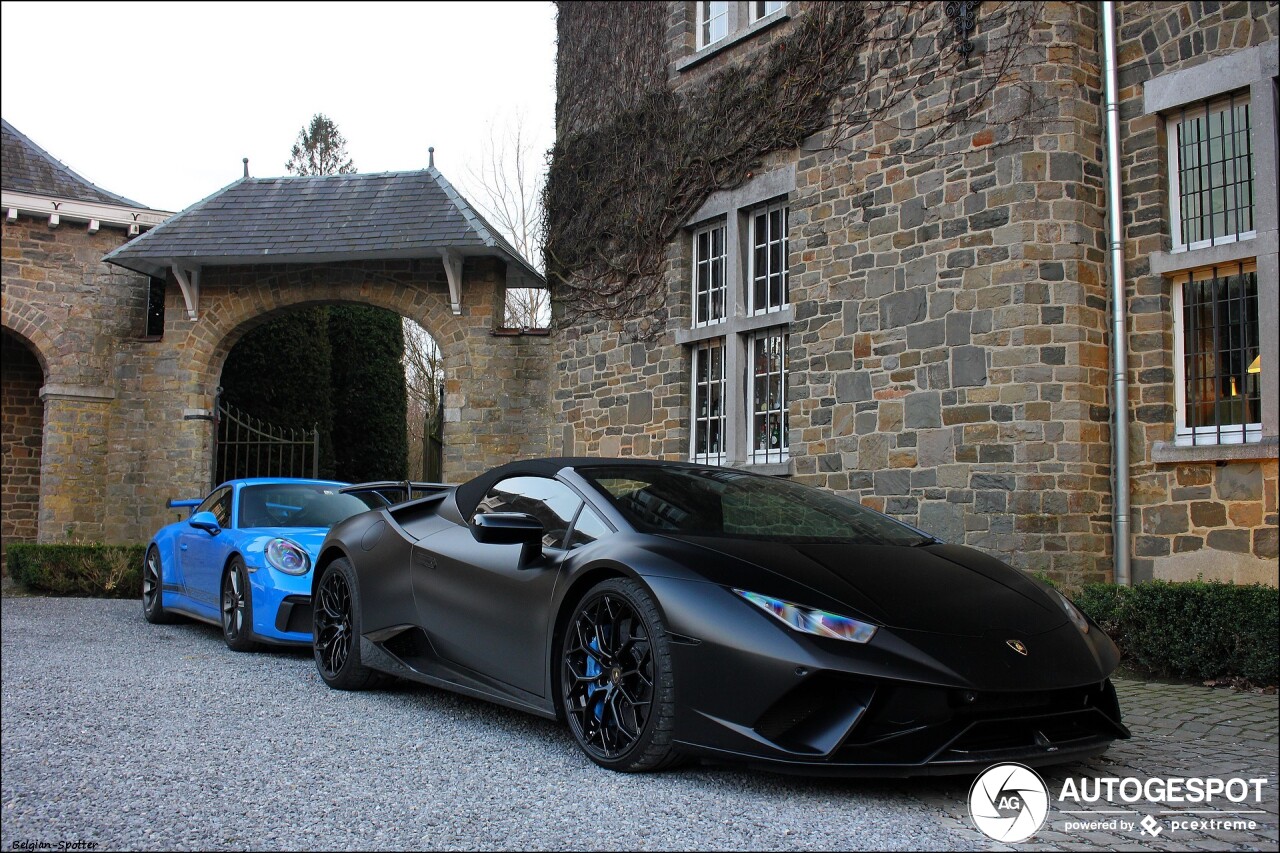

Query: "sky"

xmin=0 ymin=1 xmax=557 ymax=215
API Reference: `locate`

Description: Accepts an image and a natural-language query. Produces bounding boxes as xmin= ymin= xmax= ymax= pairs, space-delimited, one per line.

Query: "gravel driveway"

xmin=1 ymin=597 xmax=975 ymax=851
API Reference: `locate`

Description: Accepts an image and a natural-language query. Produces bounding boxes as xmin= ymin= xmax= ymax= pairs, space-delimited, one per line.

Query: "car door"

xmin=176 ymin=485 xmax=234 ymax=610
xmin=412 ymin=475 xmax=582 ymax=697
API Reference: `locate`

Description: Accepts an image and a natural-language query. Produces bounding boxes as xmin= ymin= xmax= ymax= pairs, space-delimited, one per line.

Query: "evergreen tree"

xmin=328 ymin=305 xmax=409 ymax=481
xmin=217 ymin=309 xmax=337 ymax=479
xmin=285 ymin=113 xmax=357 ymax=176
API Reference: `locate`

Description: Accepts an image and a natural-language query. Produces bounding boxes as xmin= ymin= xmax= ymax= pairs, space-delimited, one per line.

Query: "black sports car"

xmin=310 ymin=458 xmax=1129 ymax=775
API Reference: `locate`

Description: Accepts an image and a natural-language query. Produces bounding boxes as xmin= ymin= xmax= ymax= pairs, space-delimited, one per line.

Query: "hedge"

xmin=7 ymin=543 xmax=145 ymax=599
xmin=1074 ymin=580 xmax=1278 ymax=686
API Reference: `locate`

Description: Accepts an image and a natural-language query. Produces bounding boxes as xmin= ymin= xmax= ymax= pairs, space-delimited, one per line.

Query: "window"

xmin=1172 ymin=262 xmax=1261 ymax=446
xmin=476 ymin=476 xmax=583 ymax=549
xmin=1168 ymin=92 xmax=1254 ymax=251
xmin=565 ymin=505 xmax=611 ymax=549
xmin=197 ymin=487 xmax=232 ymax=528
xmin=750 ymin=329 xmax=788 ymax=462
xmin=144 ymin=276 xmax=165 ymax=338
xmin=679 ymin=175 xmax=793 ymax=469
xmin=692 ymin=339 xmax=726 ymax=463
xmin=693 ymin=222 xmax=727 ymax=325
xmin=750 ymin=201 xmax=788 ymax=313
xmin=751 ymin=1 xmax=785 ymax=23
xmin=698 ymin=1 xmax=729 ymax=48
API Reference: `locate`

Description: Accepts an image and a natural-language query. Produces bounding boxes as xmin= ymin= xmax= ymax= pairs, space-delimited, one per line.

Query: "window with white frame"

xmin=751 ymin=1 xmax=786 ymax=22
xmin=692 ymin=339 xmax=727 ymax=463
xmin=681 ymin=185 xmax=792 ymax=469
xmin=750 ymin=201 xmax=788 ymax=313
xmin=698 ymin=1 xmax=730 ymax=48
xmin=693 ymin=222 xmax=727 ymax=325
xmin=749 ymin=328 xmax=788 ymax=462
xmin=1172 ymin=261 xmax=1261 ymax=446
xmin=1168 ymin=91 xmax=1255 ymax=251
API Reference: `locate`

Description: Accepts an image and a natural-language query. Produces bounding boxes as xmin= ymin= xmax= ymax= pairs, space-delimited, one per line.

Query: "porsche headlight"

xmin=265 ymin=538 xmax=311 ymax=575
xmin=734 ymin=589 xmax=877 ymax=644
xmin=1054 ymin=589 xmax=1090 ymax=634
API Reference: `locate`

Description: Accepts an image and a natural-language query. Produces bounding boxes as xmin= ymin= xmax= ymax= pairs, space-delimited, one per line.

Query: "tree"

xmin=285 ymin=113 xmax=357 ymax=176
xmin=465 ymin=114 xmax=551 ymax=329
xmin=403 ymin=321 xmax=444 ymax=480
xmin=328 ymin=306 xmax=408 ymax=482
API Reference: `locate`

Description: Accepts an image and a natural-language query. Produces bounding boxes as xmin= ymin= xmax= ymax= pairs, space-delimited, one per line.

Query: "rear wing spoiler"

xmin=340 ymin=480 xmax=455 ymax=508
xmin=167 ymin=498 xmax=203 ymax=516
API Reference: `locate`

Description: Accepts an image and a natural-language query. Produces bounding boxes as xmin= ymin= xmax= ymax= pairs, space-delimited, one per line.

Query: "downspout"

xmin=1100 ymin=1 xmax=1131 ymax=586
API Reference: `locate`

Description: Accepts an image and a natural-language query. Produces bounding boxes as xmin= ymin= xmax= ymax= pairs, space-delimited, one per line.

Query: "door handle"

xmin=180 ymin=544 xmax=188 ymax=551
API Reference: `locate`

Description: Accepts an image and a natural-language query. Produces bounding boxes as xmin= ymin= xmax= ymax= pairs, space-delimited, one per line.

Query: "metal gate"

xmin=214 ymin=393 xmax=319 ymax=485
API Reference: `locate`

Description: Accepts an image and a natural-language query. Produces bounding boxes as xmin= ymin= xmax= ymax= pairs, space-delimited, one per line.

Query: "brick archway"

xmin=1 ymin=328 xmax=47 ymax=568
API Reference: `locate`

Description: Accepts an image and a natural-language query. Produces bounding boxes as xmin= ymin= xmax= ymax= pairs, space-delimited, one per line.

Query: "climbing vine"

xmin=544 ymin=0 xmax=1041 ymax=331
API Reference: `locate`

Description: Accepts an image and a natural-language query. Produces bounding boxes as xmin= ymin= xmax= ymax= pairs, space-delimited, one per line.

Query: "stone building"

xmin=547 ymin=1 xmax=1278 ymax=586
xmin=2 ymin=121 xmax=550 ymax=560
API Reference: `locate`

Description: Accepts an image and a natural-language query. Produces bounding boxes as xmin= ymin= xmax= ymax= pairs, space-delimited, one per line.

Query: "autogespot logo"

xmin=969 ymin=763 xmax=1050 ymax=843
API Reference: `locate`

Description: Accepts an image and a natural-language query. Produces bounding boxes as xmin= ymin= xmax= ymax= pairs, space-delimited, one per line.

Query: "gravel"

xmin=1 ymin=597 xmax=977 ymax=851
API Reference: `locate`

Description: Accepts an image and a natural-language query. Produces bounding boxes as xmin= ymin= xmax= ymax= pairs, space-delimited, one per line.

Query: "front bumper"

xmin=247 ymin=564 xmax=313 ymax=645
xmin=648 ymin=576 xmax=1129 ymax=776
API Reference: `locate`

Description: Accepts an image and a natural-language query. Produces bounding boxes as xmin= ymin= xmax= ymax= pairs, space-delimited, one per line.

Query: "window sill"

xmin=677 ymin=9 xmax=791 ymax=73
xmin=1151 ymin=435 xmax=1278 ymax=464
xmin=1150 ymin=230 xmax=1275 ymax=276
xmin=736 ymin=458 xmax=793 ymax=476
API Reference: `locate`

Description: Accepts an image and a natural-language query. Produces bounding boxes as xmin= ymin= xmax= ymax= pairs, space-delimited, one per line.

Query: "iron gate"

xmin=214 ymin=392 xmax=319 ymax=485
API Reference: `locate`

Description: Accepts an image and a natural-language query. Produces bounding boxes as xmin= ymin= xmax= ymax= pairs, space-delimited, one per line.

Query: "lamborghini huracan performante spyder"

xmin=311 ymin=459 xmax=1129 ymax=775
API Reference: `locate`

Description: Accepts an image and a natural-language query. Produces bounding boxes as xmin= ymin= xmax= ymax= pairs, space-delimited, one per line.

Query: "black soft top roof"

xmin=452 ymin=457 xmax=712 ymax=520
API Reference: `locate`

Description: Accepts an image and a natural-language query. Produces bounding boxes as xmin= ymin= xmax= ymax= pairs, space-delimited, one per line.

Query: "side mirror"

xmin=472 ymin=512 xmax=544 ymax=562
xmin=189 ymin=511 xmax=222 ymax=535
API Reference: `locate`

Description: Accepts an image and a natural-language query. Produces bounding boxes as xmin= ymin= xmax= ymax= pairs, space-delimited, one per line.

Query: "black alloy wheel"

xmin=313 ymin=558 xmax=384 ymax=690
xmin=141 ymin=546 xmax=177 ymax=624
xmin=221 ymin=558 xmax=259 ymax=652
xmin=561 ymin=578 xmax=680 ymax=772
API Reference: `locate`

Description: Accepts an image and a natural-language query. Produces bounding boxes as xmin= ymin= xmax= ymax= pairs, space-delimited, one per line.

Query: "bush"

xmin=8 ymin=543 xmax=145 ymax=599
xmin=1075 ymin=580 xmax=1278 ymax=686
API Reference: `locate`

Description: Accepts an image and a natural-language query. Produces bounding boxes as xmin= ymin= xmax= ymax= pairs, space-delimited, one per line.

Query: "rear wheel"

xmin=221 ymin=558 xmax=260 ymax=653
xmin=560 ymin=578 xmax=680 ymax=772
xmin=141 ymin=546 xmax=178 ymax=624
xmin=313 ymin=558 xmax=384 ymax=690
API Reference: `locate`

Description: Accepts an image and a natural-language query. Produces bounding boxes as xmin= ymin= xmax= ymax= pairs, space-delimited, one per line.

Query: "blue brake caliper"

xmin=584 ymin=635 xmax=605 ymax=721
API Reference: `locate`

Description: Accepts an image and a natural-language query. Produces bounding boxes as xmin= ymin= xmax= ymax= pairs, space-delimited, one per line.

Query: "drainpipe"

xmin=1101 ymin=1 xmax=1131 ymax=586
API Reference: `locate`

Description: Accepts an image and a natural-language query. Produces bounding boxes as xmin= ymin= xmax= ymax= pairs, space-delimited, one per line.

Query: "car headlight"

xmin=734 ymin=589 xmax=877 ymax=644
xmin=1054 ymin=589 xmax=1090 ymax=634
xmin=265 ymin=538 xmax=311 ymax=575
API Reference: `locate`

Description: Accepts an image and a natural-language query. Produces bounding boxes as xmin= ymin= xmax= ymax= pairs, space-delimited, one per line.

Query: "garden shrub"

xmin=1075 ymin=580 xmax=1278 ymax=686
xmin=8 ymin=543 xmax=145 ymax=599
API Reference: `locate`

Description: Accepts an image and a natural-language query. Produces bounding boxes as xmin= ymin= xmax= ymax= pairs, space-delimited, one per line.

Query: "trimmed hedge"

xmin=1075 ymin=580 xmax=1278 ymax=686
xmin=8 ymin=543 xmax=145 ymax=599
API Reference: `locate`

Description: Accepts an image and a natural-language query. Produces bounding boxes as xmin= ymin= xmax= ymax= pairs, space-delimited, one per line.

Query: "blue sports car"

xmin=142 ymin=478 xmax=384 ymax=651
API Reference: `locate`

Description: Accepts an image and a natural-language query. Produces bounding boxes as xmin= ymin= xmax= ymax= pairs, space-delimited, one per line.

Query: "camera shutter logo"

xmin=969 ymin=763 xmax=1050 ymax=843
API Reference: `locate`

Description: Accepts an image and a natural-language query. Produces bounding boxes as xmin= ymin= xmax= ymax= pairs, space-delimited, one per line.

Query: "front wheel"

xmin=313 ymin=558 xmax=385 ymax=690
xmin=560 ymin=578 xmax=680 ymax=772
xmin=221 ymin=558 xmax=260 ymax=653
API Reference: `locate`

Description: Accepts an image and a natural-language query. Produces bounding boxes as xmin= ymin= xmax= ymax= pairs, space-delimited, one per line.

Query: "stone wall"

xmin=1 ymin=330 xmax=44 ymax=570
xmin=549 ymin=1 xmax=1278 ymax=587
xmin=1113 ymin=1 xmax=1278 ymax=583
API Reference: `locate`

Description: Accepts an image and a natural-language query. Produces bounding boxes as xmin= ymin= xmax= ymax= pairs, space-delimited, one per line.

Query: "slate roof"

xmin=102 ymin=168 xmax=541 ymax=281
xmin=1 ymin=118 xmax=148 ymax=208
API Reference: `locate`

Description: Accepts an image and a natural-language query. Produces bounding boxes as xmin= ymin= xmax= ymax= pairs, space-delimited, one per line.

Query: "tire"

xmin=142 ymin=546 xmax=179 ymax=624
xmin=560 ymin=577 xmax=681 ymax=772
xmin=313 ymin=558 xmax=385 ymax=690
xmin=221 ymin=557 xmax=260 ymax=653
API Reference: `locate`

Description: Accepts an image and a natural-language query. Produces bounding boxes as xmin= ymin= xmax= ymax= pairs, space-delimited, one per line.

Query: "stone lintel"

xmin=39 ymin=384 xmax=116 ymax=403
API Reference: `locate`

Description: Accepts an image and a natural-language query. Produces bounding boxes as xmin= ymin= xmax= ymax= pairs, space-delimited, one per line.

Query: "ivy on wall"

xmin=544 ymin=0 xmax=1041 ymax=332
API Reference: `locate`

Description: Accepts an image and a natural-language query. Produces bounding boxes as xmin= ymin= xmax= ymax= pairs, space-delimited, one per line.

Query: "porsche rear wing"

xmin=340 ymin=480 xmax=455 ymax=508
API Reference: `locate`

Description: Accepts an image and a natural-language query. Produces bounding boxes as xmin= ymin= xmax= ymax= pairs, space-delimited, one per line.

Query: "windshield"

xmin=580 ymin=466 xmax=932 ymax=546
xmin=238 ymin=484 xmax=382 ymax=529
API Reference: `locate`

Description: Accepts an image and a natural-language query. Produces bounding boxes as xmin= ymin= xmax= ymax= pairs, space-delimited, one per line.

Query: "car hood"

xmin=244 ymin=527 xmax=329 ymax=557
xmin=658 ymin=536 xmax=1065 ymax=637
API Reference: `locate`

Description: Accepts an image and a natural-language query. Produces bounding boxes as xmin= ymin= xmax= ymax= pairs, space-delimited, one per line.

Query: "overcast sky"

xmin=0 ymin=1 xmax=557 ymax=215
